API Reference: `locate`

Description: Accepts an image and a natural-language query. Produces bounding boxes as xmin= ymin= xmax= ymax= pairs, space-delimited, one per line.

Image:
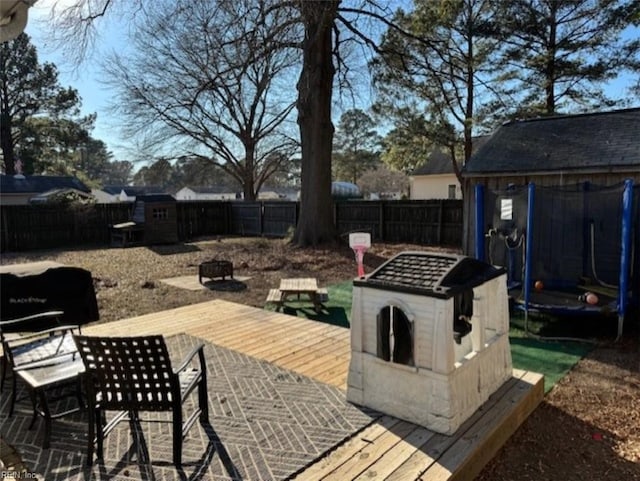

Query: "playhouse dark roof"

xmin=463 ymin=108 xmax=640 ymax=176
xmin=354 ymin=251 xmax=505 ymax=299
xmin=1 ymin=175 xmax=90 ymax=194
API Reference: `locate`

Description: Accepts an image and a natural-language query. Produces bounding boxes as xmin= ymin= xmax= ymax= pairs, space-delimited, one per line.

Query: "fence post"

xmin=378 ymin=201 xmax=385 ymax=241
xmin=437 ymin=200 xmax=444 ymax=244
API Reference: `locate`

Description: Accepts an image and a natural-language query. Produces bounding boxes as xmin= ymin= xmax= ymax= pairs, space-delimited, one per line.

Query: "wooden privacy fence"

xmin=1 ymin=203 xmax=132 ymax=252
xmin=1 ymin=199 xmax=462 ymax=252
xmin=335 ymin=200 xmax=463 ymax=245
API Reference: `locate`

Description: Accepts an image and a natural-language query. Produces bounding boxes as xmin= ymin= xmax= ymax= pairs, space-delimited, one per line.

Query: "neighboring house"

xmin=410 ymin=150 xmax=462 ymax=200
xmin=0 ymin=175 xmax=91 ymax=205
xmin=92 ymin=185 xmax=165 ymax=203
xmin=174 ymin=186 xmax=241 ymax=201
xmin=410 ymin=137 xmax=489 ymax=200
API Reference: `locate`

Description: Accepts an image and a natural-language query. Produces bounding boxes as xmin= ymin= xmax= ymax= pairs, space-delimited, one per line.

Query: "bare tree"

xmin=357 ymin=165 xmax=408 ymax=199
xmin=292 ymin=0 xmax=340 ymax=245
xmin=292 ymin=0 xmax=406 ymax=244
xmin=100 ymin=0 xmax=299 ymax=201
xmin=45 ymin=0 xmax=404 ymax=244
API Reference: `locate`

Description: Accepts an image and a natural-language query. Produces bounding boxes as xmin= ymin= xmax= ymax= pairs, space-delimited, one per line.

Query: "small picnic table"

xmin=266 ymin=278 xmax=327 ymax=312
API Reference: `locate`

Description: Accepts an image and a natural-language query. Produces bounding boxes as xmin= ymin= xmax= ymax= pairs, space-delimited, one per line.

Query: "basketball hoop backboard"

xmin=349 ymin=232 xmax=371 ymax=249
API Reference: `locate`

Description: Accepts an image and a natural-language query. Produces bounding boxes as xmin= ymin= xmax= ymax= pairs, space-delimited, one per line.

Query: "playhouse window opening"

xmin=453 ymin=289 xmax=474 ymax=345
xmin=377 ymin=306 xmax=414 ymax=366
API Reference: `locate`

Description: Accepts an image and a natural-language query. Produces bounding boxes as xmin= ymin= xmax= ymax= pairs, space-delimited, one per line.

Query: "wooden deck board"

xmin=83 ymin=299 xmax=544 ymax=481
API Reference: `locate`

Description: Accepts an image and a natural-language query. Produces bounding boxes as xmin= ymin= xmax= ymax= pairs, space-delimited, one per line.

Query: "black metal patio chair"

xmin=73 ymin=334 xmax=209 ymax=467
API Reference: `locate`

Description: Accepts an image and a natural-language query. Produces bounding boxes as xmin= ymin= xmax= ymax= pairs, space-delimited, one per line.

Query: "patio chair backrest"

xmin=74 ymin=335 xmax=179 ymax=412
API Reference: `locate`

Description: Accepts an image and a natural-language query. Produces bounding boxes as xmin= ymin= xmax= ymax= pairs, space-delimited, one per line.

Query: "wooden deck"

xmin=85 ymin=299 xmax=544 ymax=481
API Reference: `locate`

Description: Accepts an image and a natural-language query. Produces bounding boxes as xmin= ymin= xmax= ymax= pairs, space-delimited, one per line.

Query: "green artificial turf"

xmin=508 ymin=328 xmax=592 ymax=392
xmin=267 ymin=280 xmax=353 ymax=328
xmin=266 ymin=280 xmax=593 ymax=392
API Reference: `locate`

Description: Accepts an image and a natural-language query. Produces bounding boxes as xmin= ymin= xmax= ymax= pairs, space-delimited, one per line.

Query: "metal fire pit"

xmin=199 ymin=260 xmax=233 ymax=284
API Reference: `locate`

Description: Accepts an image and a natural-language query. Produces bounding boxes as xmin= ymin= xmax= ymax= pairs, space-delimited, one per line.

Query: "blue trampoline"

xmin=474 ymin=180 xmax=637 ymax=339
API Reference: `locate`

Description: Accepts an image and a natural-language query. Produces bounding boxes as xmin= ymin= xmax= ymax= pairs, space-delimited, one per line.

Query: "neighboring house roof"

xmin=181 ymin=186 xmax=238 ymax=194
xmin=463 ymin=107 xmax=640 ymax=176
xmin=412 ymin=136 xmax=490 ymax=176
xmin=0 ymin=175 xmax=91 ymax=194
xmin=102 ymin=185 xmax=165 ymax=196
xmin=29 ymin=188 xmax=94 ymax=203
xmin=412 ymin=150 xmax=459 ymax=176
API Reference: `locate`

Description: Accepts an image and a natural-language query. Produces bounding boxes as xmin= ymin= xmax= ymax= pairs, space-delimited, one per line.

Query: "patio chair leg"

xmin=27 ymin=388 xmax=38 ymax=429
xmin=9 ymin=375 xmax=17 ymax=416
xmin=173 ymin=409 xmax=183 ymax=467
xmin=198 ymin=350 xmax=208 ymax=422
xmin=95 ymin=408 xmax=105 ymax=462
xmin=0 ymin=356 xmax=6 ymax=391
xmin=86 ymin=406 xmax=95 ymax=466
xmin=38 ymin=390 xmax=52 ymax=449
xmin=199 ymin=380 xmax=209 ymax=422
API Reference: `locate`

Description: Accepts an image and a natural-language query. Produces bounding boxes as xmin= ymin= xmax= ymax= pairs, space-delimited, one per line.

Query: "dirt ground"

xmin=1 ymin=237 xmax=638 ymax=480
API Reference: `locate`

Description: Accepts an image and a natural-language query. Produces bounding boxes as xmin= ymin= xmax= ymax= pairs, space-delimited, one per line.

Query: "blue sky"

xmin=25 ymin=0 xmax=132 ymax=161
xmin=23 ymin=1 xmax=639 ymax=167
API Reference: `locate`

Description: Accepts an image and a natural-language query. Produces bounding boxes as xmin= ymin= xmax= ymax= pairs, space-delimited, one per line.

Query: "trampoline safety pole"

xmin=524 ymin=182 xmax=536 ymax=334
xmin=475 ymin=184 xmax=485 ymax=261
xmin=618 ymin=179 xmax=634 ymax=340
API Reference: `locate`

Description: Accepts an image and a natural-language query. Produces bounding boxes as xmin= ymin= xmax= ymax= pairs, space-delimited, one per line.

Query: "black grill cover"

xmin=1 ymin=267 xmax=99 ymax=331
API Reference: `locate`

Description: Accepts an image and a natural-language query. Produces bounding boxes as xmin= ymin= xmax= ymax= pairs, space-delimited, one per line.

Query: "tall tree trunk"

xmin=460 ymin=2 xmax=474 ymax=194
xmin=243 ymin=145 xmax=257 ymax=201
xmin=0 ymin=111 xmax=16 ymax=175
xmin=545 ymin=5 xmax=557 ymax=114
xmin=293 ymin=1 xmax=339 ymax=246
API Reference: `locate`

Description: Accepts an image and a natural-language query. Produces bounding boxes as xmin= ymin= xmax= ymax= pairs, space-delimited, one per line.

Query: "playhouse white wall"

xmin=347 ymin=273 xmax=512 ymax=434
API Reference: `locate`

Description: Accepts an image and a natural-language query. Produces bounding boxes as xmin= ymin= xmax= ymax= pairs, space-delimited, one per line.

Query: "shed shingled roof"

xmin=463 ymin=108 xmax=640 ymax=176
